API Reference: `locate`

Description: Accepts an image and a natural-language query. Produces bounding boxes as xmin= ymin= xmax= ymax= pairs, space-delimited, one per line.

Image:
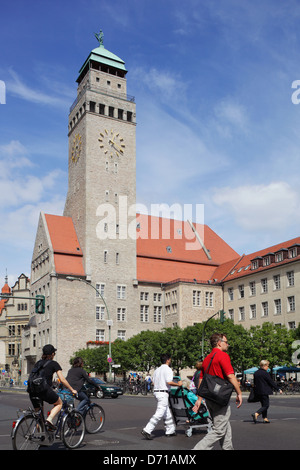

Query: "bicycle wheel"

xmin=62 ymin=410 xmax=85 ymax=449
xmin=12 ymin=414 xmax=44 ymax=450
xmin=85 ymin=403 xmax=105 ymax=433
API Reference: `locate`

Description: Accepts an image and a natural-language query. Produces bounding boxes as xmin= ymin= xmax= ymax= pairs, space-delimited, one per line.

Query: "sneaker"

xmin=141 ymin=429 xmax=153 ymax=440
xmin=165 ymin=432 xmax=177 ymax=437
xmin=45 ymin=420 xmax=56 ymax=431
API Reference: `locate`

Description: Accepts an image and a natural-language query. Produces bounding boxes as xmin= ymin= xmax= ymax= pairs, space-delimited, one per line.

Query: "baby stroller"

xmin=169 ymin=387 xmax=212 ymax=437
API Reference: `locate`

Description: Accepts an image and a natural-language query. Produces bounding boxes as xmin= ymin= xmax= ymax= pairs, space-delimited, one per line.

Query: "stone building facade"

xmin=0 ymin=274 xmax=30 ymax=382
xmin=215 ymin=238 xmax=300 ymax=330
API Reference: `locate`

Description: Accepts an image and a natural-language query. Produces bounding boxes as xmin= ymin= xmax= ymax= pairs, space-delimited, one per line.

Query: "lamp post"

xmin=201 ymin=310 xmax=226 ymax=359
xmin=66 ymin=276 xmax=113 ymax=381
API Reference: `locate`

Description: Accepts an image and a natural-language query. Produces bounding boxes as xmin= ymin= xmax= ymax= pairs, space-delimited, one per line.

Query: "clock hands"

xmin=109 ymin=137 xmax=124 ymax=155
xmin=99 ymin=130 xmax=125 ymax=156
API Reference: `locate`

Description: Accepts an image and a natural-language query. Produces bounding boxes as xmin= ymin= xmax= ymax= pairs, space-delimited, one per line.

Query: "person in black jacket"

xmin=251 ymin=360 xmax=282 ymax=423
xmin=66 ymin=357 xmax=100 ymax=412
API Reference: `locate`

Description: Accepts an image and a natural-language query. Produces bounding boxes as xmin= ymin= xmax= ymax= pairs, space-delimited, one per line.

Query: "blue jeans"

xmin=76 ymin=391 xmax=89 ymax=412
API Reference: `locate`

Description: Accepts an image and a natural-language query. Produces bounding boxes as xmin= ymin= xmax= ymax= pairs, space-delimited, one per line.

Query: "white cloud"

xmin=212 ymin=181 xmax=300 ymax=231
xmin=7 ymin=69 xmax=70 ymax=108
xmin=212 ymin=98 xmax=249 ymax=138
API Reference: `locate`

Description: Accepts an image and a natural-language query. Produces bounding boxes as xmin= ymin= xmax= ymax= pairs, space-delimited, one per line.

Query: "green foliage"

xmin=70 ymin=319 xmax=296 ymax=375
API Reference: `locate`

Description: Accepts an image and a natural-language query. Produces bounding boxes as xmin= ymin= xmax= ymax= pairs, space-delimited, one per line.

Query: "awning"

xmin=243 ymin=367 xmax=258 ymax=374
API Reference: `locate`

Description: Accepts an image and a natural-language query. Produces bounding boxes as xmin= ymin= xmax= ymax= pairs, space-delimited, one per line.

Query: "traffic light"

xmin=35 ymin=295 xmax=45 ymax=314
xmin=219 ymin=310 xmax=226 ymax=324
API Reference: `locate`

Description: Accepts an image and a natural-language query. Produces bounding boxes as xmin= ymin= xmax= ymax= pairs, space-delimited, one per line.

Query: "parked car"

xmin=83 ymin=378 xmax=123 ymax=399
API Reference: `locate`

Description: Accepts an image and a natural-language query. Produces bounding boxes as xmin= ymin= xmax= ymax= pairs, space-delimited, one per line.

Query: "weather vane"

xmin=94 ymin=30 xmax=104 ymax=46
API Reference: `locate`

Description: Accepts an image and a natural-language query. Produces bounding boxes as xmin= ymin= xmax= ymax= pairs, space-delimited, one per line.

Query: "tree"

xmin=127 ymin=330 xmax=163 ymax=372
xmin=249 ymin=322 xmax=295 ymax=370
xmin=160 ymin=326 xmax=187 ymax=375
xmin=71 ymin=346 xmax=109 ymax=375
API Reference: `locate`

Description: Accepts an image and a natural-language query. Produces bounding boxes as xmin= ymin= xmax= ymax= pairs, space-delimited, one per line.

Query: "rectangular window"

xmin=261 ymin=278 xmax=268 ymax=293
xmin=238 ymin=285 xmax=245 ymax=298
xmin=117 ymin=307 xmax=126 ymax=322
xmin=274 ymin=299 xmax=281 ymax=315
xmin=249 ymin=281 xmax=256 ymax=296
xmin=117 ymin=285 xmax=126 ymax=300
xmin=287 ymin=271 xmax=294 ymax=287
xmin=228 ymin=288 xmax=234 ymax=301
xmin=250 ymin=304 xmax=256 ymax=319
xmin=154 ymin=306 xmax=162 ymax=323
xmin=96 ymin=306 xmax=105 ymax=320
xmin=239 ymin=307 xmax=245 ymax=321
xmin=140 ymin=305 xmax=149 ymax=322
xmin=205 ymin=292 xmax=213 ymax=307
xmin=193 ymin=290 xmax=201 ymax=306
xmin=96 ymin=283 xmax=105 ymax=297
xmin=287 ymin=296 xmax=295 ymax=312
xmin=273 ymin=275 xmax=281 ymax=290
xmin=96 ymin=329 xmax=105 ymax=341
xmin=117 ymin=330 xmax=126 ymax=341
xmin=262 ymin=301 xmax=269 ymax=317
xmin=90 ymin=101 xmax=96 ymax=112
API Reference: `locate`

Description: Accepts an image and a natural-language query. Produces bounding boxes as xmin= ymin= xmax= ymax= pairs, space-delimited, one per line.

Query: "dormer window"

xmin=251 ymin=256 xmax=262 ymax=270
xmin=275 ymin=252 xmax=283 ymax=262
xmin=288 ymin=245 xmax=299 ymax=259
xmin=251 ymin=260 xmax=259 ymax=270
xmin=263 ymin=256 xmax=270 ymax=266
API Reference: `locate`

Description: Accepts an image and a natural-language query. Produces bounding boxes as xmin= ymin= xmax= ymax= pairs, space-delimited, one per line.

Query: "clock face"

xmin=98 ymin=129 xmax=125 ymax=157
xmin=71 ymin=133 xmax=82 ymax=163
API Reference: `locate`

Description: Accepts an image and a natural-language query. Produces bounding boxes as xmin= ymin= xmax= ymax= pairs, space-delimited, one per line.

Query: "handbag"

xmin=247 ymin=386 xmax=259 ymax=403
xmin=197 ymin=352 xmax=234 ymax=406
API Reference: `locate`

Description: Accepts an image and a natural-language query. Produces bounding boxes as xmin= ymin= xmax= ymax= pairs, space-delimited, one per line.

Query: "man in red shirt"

xmin=192 ymin=333 xmax=242 ymax=450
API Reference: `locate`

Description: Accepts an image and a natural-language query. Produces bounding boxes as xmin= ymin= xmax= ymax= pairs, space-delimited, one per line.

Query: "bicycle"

xmin=11 ymin=390 xmax=85 ymax=450
xmin=78 ymin=389 xmax=105 ymax=433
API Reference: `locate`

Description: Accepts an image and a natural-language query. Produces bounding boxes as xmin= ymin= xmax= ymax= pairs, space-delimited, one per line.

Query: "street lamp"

xmin=201 ymin=310 xmax=226 ymax=359
xmin=66 ymin=276 xmax=113 ymax=381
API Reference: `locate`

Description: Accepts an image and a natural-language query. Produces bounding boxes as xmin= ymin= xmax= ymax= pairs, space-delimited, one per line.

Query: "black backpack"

xmin=27 ymin=360 xmax=51 ymax=395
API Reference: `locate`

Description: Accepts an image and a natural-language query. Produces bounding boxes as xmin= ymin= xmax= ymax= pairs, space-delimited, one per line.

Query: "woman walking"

xmin=251 ymin=360 xmax=282 ymax=424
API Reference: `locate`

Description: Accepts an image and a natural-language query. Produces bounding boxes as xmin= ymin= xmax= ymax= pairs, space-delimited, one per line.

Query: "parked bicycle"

xmin=11 ymin=390 xmax=85 ymax=450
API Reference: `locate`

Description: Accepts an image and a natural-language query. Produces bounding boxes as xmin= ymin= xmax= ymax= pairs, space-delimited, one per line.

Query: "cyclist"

xmin=66 ymin=357 xmax=101 ymax=412
xmin=28 ymin=344 xmax=77 ymax=430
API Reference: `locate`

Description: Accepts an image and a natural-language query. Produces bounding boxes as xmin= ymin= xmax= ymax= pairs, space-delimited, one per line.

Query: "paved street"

xmin=1 ymin=389 xmax=300 ymax=453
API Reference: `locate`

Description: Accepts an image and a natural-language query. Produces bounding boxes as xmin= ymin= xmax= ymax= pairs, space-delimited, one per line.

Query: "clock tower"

xmin=64 ymin=31 xmax=137 ymax=342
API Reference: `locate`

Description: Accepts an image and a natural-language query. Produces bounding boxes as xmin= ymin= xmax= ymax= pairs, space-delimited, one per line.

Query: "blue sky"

xmin=1 ymin=0 xmax=300 ymax=286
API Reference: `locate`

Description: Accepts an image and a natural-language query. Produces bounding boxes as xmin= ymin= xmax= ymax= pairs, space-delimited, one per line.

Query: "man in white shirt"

xmin=141 ymin=354 xmax=182 ymax=439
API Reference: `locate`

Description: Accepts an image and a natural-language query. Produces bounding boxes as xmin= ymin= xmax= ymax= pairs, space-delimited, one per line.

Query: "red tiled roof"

xmin=136 ymin=214 xmax=239 ymax=283
xmin=137 ymin=257 xmax=218 ymax=284
xmin=44 ymin=214 xmax=85 ymax=276
xmin=212 ymin=236 xmax=300 ymax=283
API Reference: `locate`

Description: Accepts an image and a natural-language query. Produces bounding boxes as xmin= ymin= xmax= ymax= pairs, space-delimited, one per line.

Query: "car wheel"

xmin=96 ymin=389 xmax=104 ymax=399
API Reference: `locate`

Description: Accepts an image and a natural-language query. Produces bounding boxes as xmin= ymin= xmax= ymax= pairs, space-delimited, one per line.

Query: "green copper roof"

xmin=78 ymin=30 xmax=127 ymax=77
